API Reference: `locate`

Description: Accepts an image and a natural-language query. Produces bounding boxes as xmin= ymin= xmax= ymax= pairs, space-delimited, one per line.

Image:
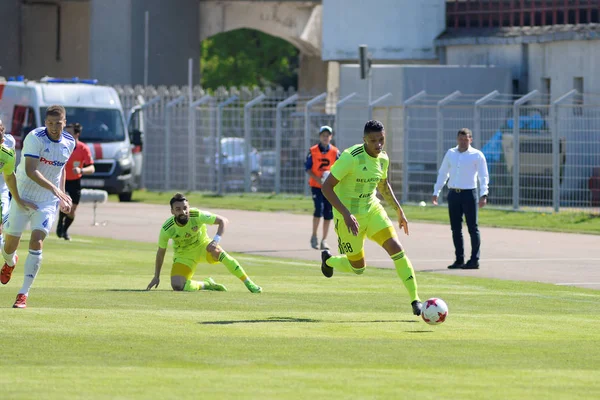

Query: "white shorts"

xmin=1 ymin=189 xmax=10 ymax=221
xmin=4 ymin=199 xmax=59 ymax=236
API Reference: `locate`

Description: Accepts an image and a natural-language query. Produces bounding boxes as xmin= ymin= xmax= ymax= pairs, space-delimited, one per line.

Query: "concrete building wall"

xmin=19 ymin=1 xmax=90 ymax=80
xmin=0 ymin=0 xmax=21 ymax=77
xmin=89 ymin=0 xmax=132 ymax=84
xmin=322 ymin=0 xmax=445 ymax=61
xmin=528 ymin=40 xmax=600 ymax=98
xmin=445 ymin=44 xmax=523 ymax=83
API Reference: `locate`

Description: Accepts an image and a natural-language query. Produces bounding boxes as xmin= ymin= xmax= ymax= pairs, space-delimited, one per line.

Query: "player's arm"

xmin=3 ymin=172 xmax=37 ymax=211
xmin=147 ymin=247 xmax=167 ymax=290
xmin=322 ymin=173 xmax=359 ymax=236
xmin=377 ymin=178 xmax=409 ymax=235
xmin=79 ymin=147 xmax=95 ymax=175
xmin=304 ymin=152 xmax=320 ymax=182
xmin=206 ymin=215 xmax=228 ymax=252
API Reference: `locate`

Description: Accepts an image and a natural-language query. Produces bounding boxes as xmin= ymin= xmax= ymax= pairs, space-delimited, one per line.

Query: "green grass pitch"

xmin=0 ymin=236 xmax=598 ymax=399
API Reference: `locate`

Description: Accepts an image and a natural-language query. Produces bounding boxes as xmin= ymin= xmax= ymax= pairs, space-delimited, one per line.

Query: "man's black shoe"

xmin=411 ymin=300 xmax=422 ymax=316
xmin=56 ymin=224 xmax=63 ymax=238
xmin=321 ymin=250 xmax=333 ymax=278
xmin=461 ymin=260 xmax=479 ymax=269
xmin=447 ymin=260 xmax=464 ymax=269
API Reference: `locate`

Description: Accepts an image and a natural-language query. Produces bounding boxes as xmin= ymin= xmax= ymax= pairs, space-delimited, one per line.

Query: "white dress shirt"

xmin=433 ymin=146 xmax=489 ymax=198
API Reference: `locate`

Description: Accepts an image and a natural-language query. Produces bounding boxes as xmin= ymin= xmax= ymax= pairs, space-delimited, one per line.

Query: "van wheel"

xmin=118 ymin=192 xmax=133 ymax=202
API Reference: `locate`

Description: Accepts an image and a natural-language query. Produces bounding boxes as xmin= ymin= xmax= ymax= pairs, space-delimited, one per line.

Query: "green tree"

xmin=201 ymin=29 xmax=299 ymax=90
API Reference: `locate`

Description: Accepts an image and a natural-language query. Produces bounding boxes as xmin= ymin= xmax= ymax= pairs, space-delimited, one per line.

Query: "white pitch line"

xmin=369 ymin=258 xmax=600 ymax=262
xmin=555 ymin=282 xmax=600 ymax=286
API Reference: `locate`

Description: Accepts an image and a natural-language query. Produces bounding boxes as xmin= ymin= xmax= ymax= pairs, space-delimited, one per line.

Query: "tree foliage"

xmin=201 ymin=29 xmax=299 ymax=90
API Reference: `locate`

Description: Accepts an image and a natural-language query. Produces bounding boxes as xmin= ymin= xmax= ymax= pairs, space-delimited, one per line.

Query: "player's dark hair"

xmin=457 ymin=128 xmax=473 ymax=137
xmin=170 ymin=192 xmax=188 ymax=208
xmin=66 ymin=123 xmax=82 ymax=135
xmin=363 ymin=120 xmax=384 ymax=135
xmin=46 ymin=105 xmax=66 ymax=119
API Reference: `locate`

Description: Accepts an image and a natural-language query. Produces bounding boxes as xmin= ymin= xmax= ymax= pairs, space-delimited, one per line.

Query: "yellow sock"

xmin=327 ymin=255 xmax=353 ymax=273
xmin=183 ymin=279 xmax=204 ymax=291
xmin=391 ymin=251 xmax=420 ymax=302
xmin=219 ymin=251 xmax=248 ymax=280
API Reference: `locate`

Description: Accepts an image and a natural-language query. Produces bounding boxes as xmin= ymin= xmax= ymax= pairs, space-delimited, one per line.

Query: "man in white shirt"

xmin=432 ymin=128 xmax=489 ymax=270
xmin=0 ymin=105 xmax=75 ymax=309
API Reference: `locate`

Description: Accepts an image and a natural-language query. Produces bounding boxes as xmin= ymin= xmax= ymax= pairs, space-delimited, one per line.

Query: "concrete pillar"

xmin=298 ymin=53 xmax=328 ymax=94
xmin=90 ymin=0 xmax=133 ymax=84
xmin=90 ymin=0 xmax=200 ymax=85
xmin=0 ymin=0 xmax=22 ymax=76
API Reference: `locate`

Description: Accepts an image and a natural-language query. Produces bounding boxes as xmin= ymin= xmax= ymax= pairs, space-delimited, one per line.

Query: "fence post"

xmin=304 ymin=92 xmax=328 ymax=196
xmin=402 ymin=90 xmax=427 ymax=203
xmin=368 ymin=93 xmax=393 ymax=120
xmin=551 ymin=89 xmax=578 ymax=212
xmin=216 ymin=95 xmax=239 ymax=195
xmin=127 ymin=95 xmax=161 ymax=190
xmin=244 ymin=94 xmax=266 ymax=192
xmin=335 ymin=92 xmax=357 ymax=137
xmin=275 ymin=94 xmax=298 ymax=194
xmin=164 ymin=95 xmax=186 ymax=191
xmin=436 ymin=91 xmax=462 ymax=172
xmin=188 ymin=95 xmax=212 ymax=191
xmin=473 ymin=90 xmax=500 ymax=150
xmin=512 ymin=90 xmax=539 ymax=210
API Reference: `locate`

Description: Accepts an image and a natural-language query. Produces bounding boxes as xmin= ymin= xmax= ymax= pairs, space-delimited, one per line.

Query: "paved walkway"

xmin=70 ymin=202 xmax=600 ymax=290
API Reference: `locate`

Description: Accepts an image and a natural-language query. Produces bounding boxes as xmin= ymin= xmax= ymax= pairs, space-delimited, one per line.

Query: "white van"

xmin=0 ymin=76 xmax=143 ymax=201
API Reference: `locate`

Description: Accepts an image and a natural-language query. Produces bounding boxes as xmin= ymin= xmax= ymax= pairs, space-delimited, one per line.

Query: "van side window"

xmin=11 ymin=105 xmax=35 ymax=149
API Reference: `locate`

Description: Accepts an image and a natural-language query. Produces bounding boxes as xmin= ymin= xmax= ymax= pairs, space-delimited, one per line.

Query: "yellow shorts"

xmin=333 ymin=203 xmax=397 ymax=261
xmin=171 ymin=241 xmax=219 ymax=278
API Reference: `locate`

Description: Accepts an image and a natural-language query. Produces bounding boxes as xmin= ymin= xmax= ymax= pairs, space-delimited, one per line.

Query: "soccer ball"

xmin=421 ymin=298 xmax=448 ymax=325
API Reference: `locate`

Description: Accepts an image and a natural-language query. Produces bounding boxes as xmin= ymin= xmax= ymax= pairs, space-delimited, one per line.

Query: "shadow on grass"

xmin=200 ymin=317 xmax=419 ymax=325
xmin=106 ymin=289 xmax=149 ymax=292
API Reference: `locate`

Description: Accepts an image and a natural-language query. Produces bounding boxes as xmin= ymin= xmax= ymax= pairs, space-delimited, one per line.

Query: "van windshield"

xmin=42 ymin=107 xmax=125 ymax=143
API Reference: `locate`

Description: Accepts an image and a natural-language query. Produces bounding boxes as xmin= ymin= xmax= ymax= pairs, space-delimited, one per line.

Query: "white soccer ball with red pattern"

xmin=421 ymin=298 xmax=448 ymax=325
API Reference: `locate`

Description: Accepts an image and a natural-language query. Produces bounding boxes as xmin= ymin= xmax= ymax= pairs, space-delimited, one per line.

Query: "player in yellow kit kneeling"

xmin=146 ymin=193 xmax=262 ymax=293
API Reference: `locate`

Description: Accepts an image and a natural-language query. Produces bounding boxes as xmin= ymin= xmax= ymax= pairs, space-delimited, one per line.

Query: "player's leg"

xmin=311 ymin=187 xmax=323 ymax=249
xmin=321 ymin=215 xmax=367 ymax=277
xmin=208 ymin=245 xmax=261 ymax=293
xmin=0 ymin=202 xmax=28 ymax=285
xmin=367 ymin=207 xmax=421 ymax=315
xmin=62 ymin=180 xmax=81 ymax=241
xmin=462 ymin=189 xmax=480 ymax=269
xmin=448 ymin=190 xmax=465 ymax=268
xmin=13 ymin=202 xmax=57 ymax=308
xmin=170 ymin=259 xmax=227 ymax=292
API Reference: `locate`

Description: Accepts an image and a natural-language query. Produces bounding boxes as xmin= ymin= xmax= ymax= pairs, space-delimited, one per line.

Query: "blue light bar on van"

xmin=40 ymin=76 xmax=98 ymax=85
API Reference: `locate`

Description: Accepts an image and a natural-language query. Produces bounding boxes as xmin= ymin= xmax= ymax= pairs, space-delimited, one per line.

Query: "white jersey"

xmin=0 ymin=133 xmax=16 ymax=193
xmin=16 ymin=127 xmax=75 ymax=203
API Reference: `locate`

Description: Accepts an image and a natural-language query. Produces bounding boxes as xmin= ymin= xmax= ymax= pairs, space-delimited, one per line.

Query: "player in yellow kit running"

xmin=320 ymin=120 xmax=422 ymax=316
xmin=146 ymin=192 xmax=262 ymax=293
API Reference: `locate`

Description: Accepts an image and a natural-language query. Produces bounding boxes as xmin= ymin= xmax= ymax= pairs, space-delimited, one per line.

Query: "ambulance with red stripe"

xmin=0 ymin=76 xmax=143 ymax=201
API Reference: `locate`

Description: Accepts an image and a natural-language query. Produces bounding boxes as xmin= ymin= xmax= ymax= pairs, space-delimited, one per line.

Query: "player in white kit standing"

xmin=0 ymin=105 xmax=75 ymax=308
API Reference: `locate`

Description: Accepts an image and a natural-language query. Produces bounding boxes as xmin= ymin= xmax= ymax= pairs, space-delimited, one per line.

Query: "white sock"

xmin=2 ymin=243 xmax=16 ymax=267
xmin=19 ymin=249 xmax=42 ymax=296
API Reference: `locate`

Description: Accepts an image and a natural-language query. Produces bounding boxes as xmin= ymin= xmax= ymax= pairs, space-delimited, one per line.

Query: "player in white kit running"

xmin=0 ymin=106 xmax=75 ymax=308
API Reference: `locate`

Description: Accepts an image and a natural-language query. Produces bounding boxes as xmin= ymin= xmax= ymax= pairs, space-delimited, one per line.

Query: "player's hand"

xmin=146 ymin=276 xmax=160 ymax=290
xmin=206 ymin=240 xmax=219 ymax=253
xmin=343 ymin=213 xmax=359 ymax=236
xmin=73 ymin=167 xmax=82 ymax=175
xmin=432 ymin=195 xmax=439 ymax=206
xmin=398 ymin=213 xmax=409 ymax=235
xmin=17 ymin=199 xmax=38 ymax=211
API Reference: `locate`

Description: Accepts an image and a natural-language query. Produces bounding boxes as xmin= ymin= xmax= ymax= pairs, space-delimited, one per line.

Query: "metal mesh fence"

xmin=115 ymin=85 xmax=600 ymax=213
